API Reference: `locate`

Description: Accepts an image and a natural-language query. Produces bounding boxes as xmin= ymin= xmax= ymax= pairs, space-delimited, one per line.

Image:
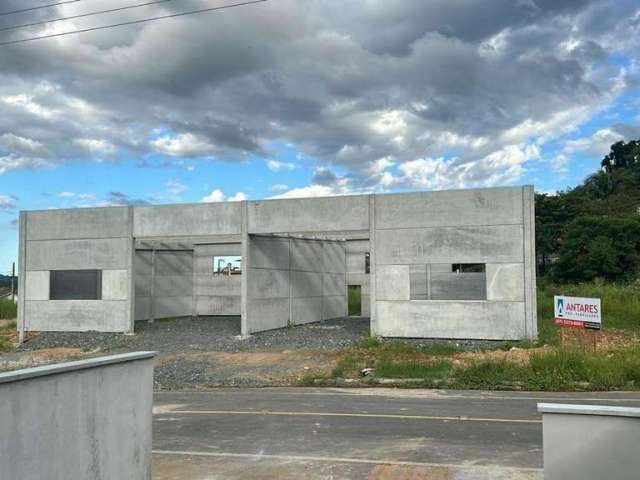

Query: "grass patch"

xmin=537 ymin=281 xmax=640 ymax=341
xmin=347 ymin=285 xmax=362 ymax=316
xmin=0 ymin=299 xmax=17 ymax=320
xmin=375 ymin=360 xmax=452 ymax=379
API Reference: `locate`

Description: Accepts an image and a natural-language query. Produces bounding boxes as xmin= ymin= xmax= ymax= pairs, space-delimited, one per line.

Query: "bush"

xmin=0 ymin=299 xmax=17 ymax=319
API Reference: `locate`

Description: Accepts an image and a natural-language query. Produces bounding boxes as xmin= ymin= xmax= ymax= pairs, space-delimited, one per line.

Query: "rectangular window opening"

xmin=410 ymin=263 xmax=487 ymax=301
xmin=364 ymin=252 xmax=370 ymax=274
xmin=213 ymin=255 xmax=242 ymax=275
xmin=50 ymin=270 xmax=102 ymax=300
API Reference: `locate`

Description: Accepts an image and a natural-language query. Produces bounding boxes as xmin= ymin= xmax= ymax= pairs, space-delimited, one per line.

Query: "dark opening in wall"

xmin=365 ymin=252 xmax=370 ymax=274
xmin=50 ymin=270 xmax=102 ymax=300
xmin=409 ymin=263 xmax=487 ymax=301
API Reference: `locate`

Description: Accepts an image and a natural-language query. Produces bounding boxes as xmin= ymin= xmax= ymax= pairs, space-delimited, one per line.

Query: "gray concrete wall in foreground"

xmin=538 ymin=403 xmax=640 ymax=480
xmin=372 ymin=186 xmax=536 ymax=340
xmin=20 ymin=206 xmax=133 ymax=333
xmin=0 ymin=352 xmax=155 ymax=480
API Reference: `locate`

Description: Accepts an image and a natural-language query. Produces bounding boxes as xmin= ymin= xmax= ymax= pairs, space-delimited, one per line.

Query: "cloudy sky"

xmin=0 ymin=0 xmax=639 ymax=271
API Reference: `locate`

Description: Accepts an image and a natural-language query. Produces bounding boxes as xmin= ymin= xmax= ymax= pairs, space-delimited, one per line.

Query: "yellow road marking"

xmin=155 ymin=409 xmax=541 ymax=424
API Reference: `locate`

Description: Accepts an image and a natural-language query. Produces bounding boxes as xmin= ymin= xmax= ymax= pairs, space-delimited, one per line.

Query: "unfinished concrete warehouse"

xmin=16 ymin=185 xmax=537 ymax=341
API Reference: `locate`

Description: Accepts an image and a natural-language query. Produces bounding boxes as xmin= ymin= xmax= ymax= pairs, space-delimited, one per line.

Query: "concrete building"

xmin=16 ymin=185 xmax=537 ymax=341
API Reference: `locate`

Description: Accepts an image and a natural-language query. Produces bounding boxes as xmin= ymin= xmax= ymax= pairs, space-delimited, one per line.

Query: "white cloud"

xmin=165 ymin=179 xmax=188 ymax=196
xmin=550 ymin=154 xmax=569 ymax=174
xmin=266 ymin=159 xmax=296 ymax=172
xmin=57 ymin=191 xmax=76 ymax=198
xmin=0 ymin=195 xmax=16 ymax=211
xmin=201 ymin=189 xmax=247 ymax=202
xmin=74 ymin=138 xmax=116 ymax=155
xmin=0 ymin=133 xmax=45 ymax=155
xmin=563 ymin=128 xmax=625 ymax=156
xmin=151 ymin=133 xmax=215 ymax=157
xmin=1 ymin=94 xmax=55 ymax=119
xmin=269 ymin=183 xmax=289 ymax=192
xmin=0 ymin=155 xmax=51 ymax=175
xmin=228 ymin=192 xmax=247 ymax=201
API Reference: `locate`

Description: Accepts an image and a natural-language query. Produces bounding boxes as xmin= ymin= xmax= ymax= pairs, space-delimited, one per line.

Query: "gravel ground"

xmin=19 ymin=316 xmax=370 ymax=353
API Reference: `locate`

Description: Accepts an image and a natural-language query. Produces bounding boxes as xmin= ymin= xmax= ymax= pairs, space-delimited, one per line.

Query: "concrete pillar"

xmin=126 ymin=205 xmax=135 ymax=334
xmin=240 ymin=201 xmax=249 ymax=336
xmin=17 ymin=211 xmax=27 ymax=344
xmin=523 ymin=185 xmax=538 ymax=339
xmin=191 ymin=248 xmax=198 ymax=320
xmin=368 ymin=194 xmax=377 ymax=335
xmin=149 ymin=248 xmax=155 ymax=323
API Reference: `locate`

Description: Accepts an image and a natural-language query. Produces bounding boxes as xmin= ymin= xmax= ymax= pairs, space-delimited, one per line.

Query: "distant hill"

xmin=0 ymin=274 xmax=15 ymax=288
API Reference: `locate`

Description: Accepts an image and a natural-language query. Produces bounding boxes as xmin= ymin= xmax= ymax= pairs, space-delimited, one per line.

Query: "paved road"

xmin=152 ymin=388 xmax=640 ymax=479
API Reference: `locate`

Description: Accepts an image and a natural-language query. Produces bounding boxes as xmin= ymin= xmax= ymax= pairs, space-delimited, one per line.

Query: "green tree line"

xmin=536 ymin=139 xmax=640 ymax=282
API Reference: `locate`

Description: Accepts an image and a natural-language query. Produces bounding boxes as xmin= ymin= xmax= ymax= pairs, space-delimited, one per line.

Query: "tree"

xmin=552 ymin=216 xmax=640 ymax=282
xmin=601 ymin=140 xmax=640 ymax=173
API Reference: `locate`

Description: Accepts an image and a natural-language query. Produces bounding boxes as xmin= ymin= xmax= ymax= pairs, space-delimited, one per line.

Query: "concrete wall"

xmin=19 ymin=207 xmax=133 ymax=333
xmin=372 ymin=186 xmax=536 ymax=340
xmin=346 ymin=239 xmax=370 ymax=317
xmin=538 ymin=403 xmax=640 ymax=480
xmin=135 ymin=250 xmax=193 ymax=321
xmin=0 ymin=352 xmax=155 ymax=480
xmin=245 ymin=235 xmax=346 ymax=335
xmin=195 ymin=243 xmax=241 ymax=316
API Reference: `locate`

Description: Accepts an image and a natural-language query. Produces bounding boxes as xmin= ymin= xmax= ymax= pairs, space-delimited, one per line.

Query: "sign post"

xmin=554 ymin=295 xmax=602 ymax=351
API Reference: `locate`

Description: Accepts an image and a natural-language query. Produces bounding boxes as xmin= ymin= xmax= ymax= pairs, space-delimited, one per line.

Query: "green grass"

xmin=347 ymin=285 xmax=362 ymax=316
xmin=537 ymin=281 xmax=640 ymax=338
xmin=375 ymin=360 xmax=452 ymax=379
xmin=0 ymin=298 xmax=17 ymax=320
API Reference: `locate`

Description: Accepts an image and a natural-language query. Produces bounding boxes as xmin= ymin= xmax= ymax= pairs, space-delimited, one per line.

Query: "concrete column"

xmin=240 ymin=201 xmax=249 ymax=336
xmin=191 ymin=249 xmax=197 ymax=320
xmin=149 ymin=248 xmax=155 ymax=323
xmin=522 ymin=185 xmax=537 ymax=339
xmin=17 ymin=211 xmax=27 ymax=343
xmin=126 ymin=205 xmax=135 ymax=333
xmin=368 ymin=194 xmax=377 ymax=335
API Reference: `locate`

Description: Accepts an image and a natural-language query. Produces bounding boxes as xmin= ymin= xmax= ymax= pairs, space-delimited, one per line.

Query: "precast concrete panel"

xmin=247 ymin=237 xmax=290 ymax=270
xmin=26 ymin=207 xmax=130 ymax=240
xmin=25 ymin=300 xmax=130 ymax=332
xmin=375 ymin=301 xmax=526 ymax=340
xmin=291 ymin=271 xmax=323 ymax=298
xmin=246 ymin=298 xmax=290 ymax=333
xmin=155 ymin=251 xmax=192 ymax=275
xmin=374 ymin=187 xmax=523 ymax=229
xmin=323 ymin=241 xmax=347 ymax=274
xmin=25 ymin=270 xmax=49 ymax=300
xmin=323 ymin=273 xmax=345 ymax=296
xmin=153 ymin=275 xmax=193 ymax=297
xmin=26 ymin=237 xmax=130 ymax=271
xmin=486 ymin=263 xmax=525 ymax=301
xmin=290 ymin=238 xmax=324 ymax=272
xmin=134 ymin=202 xmax=242 ymax=237
xmin=247 ymin=195 xmax=369 ymax=233
xmin=195 ymin=243 xmax=241 ymax=257
xmin=102 ymin=269 xmax=128 ymax=300
xmin=153 ymin=295 xmax=192 ymax=319
xmin=248 ymin=268 xmax=290 ymax=299
xmin=375 ymin=225 xmax=524 ymax=265
xmin=347 ymin=252 xmax=365 ymax=274
xmin=196 ymin=296 xmax=241 ymax=315
xmin=291 ymin=296 xmax=323 ymax=325
xmin=323 ymin=295 xmax=347 ymax=319
xmin=135 ymin=297 xmax=151 ymax=321
xmin=346 ymin=273 xmax=370 ymax=294
xmin=196 ymin=275 xmax=241 ymax=296
xmin=376 ymin=265 xmax=410 ymax=301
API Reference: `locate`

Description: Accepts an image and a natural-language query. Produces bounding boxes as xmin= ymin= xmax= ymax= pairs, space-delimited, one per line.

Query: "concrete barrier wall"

xmin=373 ymin=186 xmax=536 ymax=340
xmin=0 ymin=352 xmax=155 ymax=480
xmin=538 ymin=403 xmax=640 ymax=480
xmin=20 ymin=207 xmax=133 ymax=333
xmin=195 ymin=243 xmax=241 ymax=315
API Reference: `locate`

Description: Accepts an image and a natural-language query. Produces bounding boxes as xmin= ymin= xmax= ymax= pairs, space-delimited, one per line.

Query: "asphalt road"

xmin=152 ymin=388 xmax=640 ymax=479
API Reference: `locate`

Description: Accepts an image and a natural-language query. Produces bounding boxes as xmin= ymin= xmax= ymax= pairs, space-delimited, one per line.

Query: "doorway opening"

xmin=348 ymin=285 xmax=362 ymax=316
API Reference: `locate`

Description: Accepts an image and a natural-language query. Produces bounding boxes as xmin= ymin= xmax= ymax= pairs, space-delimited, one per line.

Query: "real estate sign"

xmin=554 ymin=295 xmax=602 ymax=330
